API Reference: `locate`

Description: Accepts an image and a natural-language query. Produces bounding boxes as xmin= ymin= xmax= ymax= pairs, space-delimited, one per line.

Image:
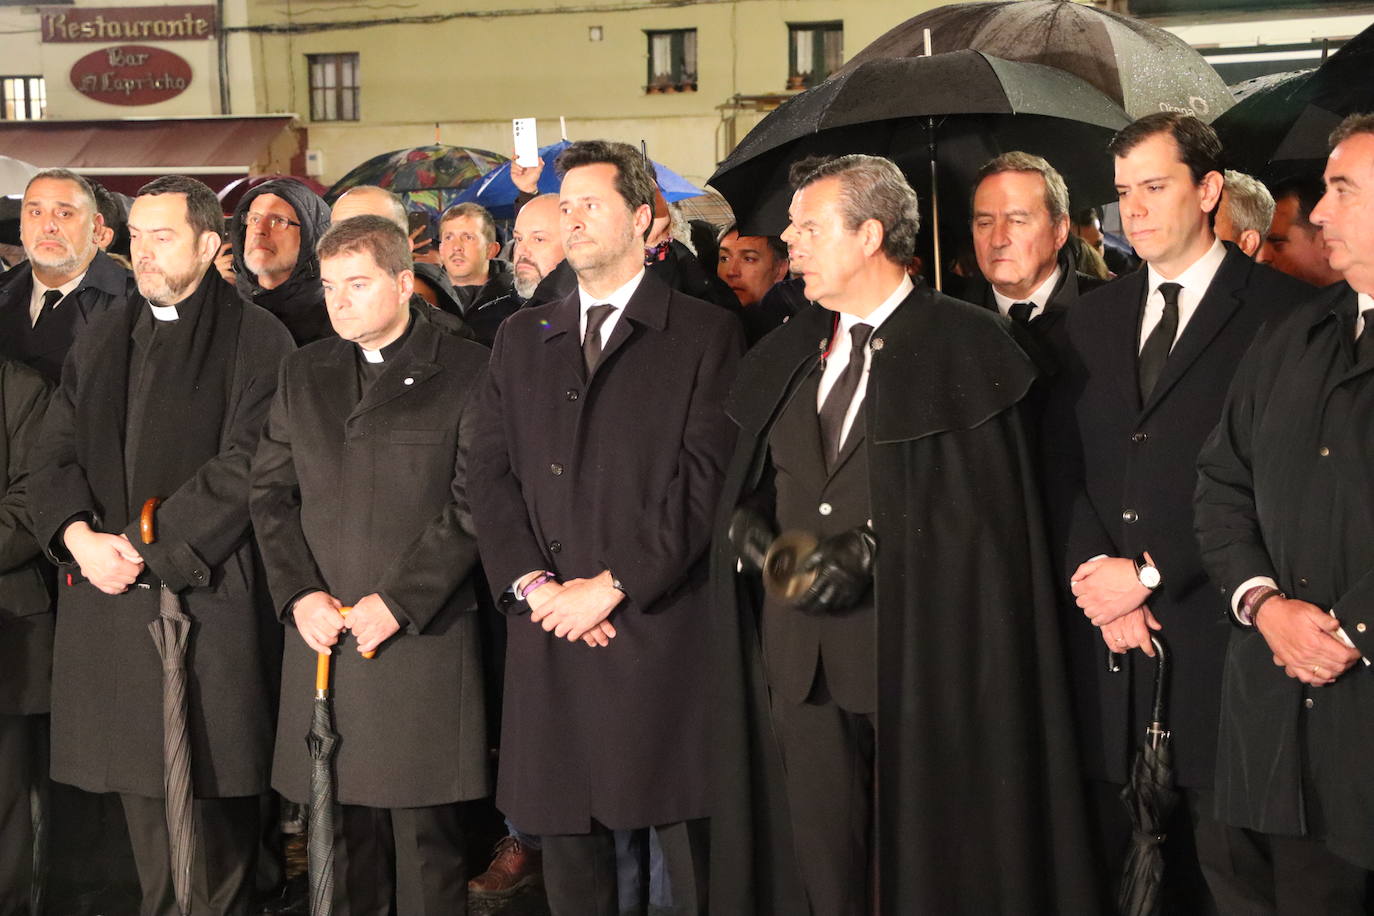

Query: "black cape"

xmin=709 ymin=284 xmax=1099 ymax=913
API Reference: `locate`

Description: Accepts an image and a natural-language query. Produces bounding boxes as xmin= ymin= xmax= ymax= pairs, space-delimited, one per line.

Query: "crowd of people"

xmin=0 ymin=108 xmax=1371 ymax=916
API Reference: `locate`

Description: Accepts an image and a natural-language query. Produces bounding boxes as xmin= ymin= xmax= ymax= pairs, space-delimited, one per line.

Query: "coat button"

xmin=1122 ymin=509 xmax=1138 ymax=523
xmin=549 ymin=541 xmax=562 ymax=553
xmin=1358 ymin=622 xmax=1368 ymax=634
xmin=818 ymin=502 xmax=833 ymax=516
xmin=1304 ymin=698 xmax=1314 ymax=709
xmin=566 ymin=389 xmax=579 ymax=401
xmin=550 ymin=463 xmax=564 ymax=476
xmin=1319 ymin=446 xmax=1331 ymax=457
xmin=1299 ymin=577 xmax=1309 ymax=588
xmin=1131 ymin=432 xmax=1147 ymax=443
xmin=403 ymin=377 xmax=414 ymax=386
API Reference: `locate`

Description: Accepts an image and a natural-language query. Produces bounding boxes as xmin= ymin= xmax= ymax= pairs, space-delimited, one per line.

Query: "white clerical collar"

xmin=149 ymin=303 xmax=179 ymax=322
xmin=577 ymin=268 xmax=646 ymax=314
xmin=1146 ymin=236 xmax=1227 ymax=295
xmin=836 ymin=275 xmax=914 ymax=335
xmin=359 ymin=347 xmax=385 ymax=363
xmin=992 ymin=266 xmax=1061 ymax=316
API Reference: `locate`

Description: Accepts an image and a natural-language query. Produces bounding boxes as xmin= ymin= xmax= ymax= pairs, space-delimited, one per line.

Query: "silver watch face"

xmin=1139 ymin=565 xmax=1161 ymax=589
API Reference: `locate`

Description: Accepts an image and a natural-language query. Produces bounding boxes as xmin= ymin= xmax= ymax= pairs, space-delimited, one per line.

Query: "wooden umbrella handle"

xmin=315 ymin=649 xmax=331 ymax=692
xmin=139 ymin=497 xmax=162 ymax=545
xmin=338 ymin=606 xmax=376 ymax=660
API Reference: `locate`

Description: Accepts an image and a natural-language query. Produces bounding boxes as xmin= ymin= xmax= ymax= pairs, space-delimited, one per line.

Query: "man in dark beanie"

xmin=230 ymin=177 xmax=333 ymax=345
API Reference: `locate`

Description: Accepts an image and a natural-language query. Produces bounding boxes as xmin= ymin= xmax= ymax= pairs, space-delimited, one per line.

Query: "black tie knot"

xmin=817 ymin=322 xmax=873 ymax=468
xmin=41 ymin=289 xmax=63 ymax=310
xmin=848 ymin=323 xmax=872 ymax=354
xmin=583 ymin=304 xmax=616 ymax=374
xmin=1008 ymin=302 xmax=1034 ymax=325
xmin=1137 ymin=283 xmax=1183 ymax=403
xmin=1157 ymin=282 xmax=1182 ymax=310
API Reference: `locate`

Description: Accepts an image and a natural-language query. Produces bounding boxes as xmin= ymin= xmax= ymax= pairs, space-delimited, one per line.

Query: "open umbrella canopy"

xmin=710 ymin=49 xmax=1131 ymax=236
xmin=841 ymin=0 xmax=1232 ymax=124
xmin=0 ymin=155 xmax=39 ymax=197
xmin=326 ymin=145 xmax=506 ymax=223
xmin=1213 ymin=23 xmax=1374 ymax=179
xmin=451 ymin=139 xmax=706 ymax=219
xmin=217 ymin=174 xmax=328 ymax=214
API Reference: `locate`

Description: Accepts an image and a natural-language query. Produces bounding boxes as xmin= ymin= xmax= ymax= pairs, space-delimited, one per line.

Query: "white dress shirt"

xmin=29 ymin=271 xmax=86 ymax=326
xmin=1138 ymin=237 xmax=1227 ymax=353
xmin=816 ymin=275 xmax=914 ymax=450
xmin=992 ymin=266 xmax=1061 ymax=320
xmin=577 ymin=268 xmax=645 ymax=349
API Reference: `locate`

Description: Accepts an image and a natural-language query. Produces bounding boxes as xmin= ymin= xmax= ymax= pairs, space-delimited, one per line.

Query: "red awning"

xmin=0 ymin=115 xmax=295 ymax=176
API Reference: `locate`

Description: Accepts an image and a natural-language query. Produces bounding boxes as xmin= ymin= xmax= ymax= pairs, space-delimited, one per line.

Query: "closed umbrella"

xmin=1117 ymin=635 xmax=1177 ymax=916
xmin=140 ymin=497 xmax=195 ymax=916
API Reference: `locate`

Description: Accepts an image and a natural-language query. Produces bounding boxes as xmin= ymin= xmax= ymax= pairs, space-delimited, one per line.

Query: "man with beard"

xmin=1259 ymin=174 xmax=1345 ymax=288
xmin=438 ymin=203 xmax=513 ymax=318
xmin=711 ymin=153 xmax=1096 ymax=915
xmin=253 ymin=215 xmax=490 ymax=914
xmin=0 ymin=169 xmax=134 ymax=381
xmin=462 ymin=194 xmax=566 ymax=346
xmin=470 ymin=140 xmax=741 ymax=915
xmin=28 ymin=175 xmax=294 ymax=916
xmin=231 ymin=177 xmax=333 ymax=345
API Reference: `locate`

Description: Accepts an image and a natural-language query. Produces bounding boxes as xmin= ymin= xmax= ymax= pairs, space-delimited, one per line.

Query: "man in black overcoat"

xmin=252 ymin=216 xmax=490 ymax=914
xmin=1195 ymin=113 xmax=1374 ymax=913
xmin=27 ymin=175 xmax=294 ymax=916
xmin=0 ymin=169 xmax=134 ymax=382
xmin=1047 ymin=113 xmax=1314 ymax=909
xmin=710 ymin=154 xmax=1097 ymax=915
xmin=469 ymin=140 xmax=741 ymax=916
xmin=0 ymin=360 xmax=52 ymax=916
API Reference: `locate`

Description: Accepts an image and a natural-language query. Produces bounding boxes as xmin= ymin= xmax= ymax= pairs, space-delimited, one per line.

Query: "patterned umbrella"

xmin=325 ymin=145 xmax=506 ymax=223
xmin=141 ymin=497 xmax=195 ymax=916
xmin=451 ymin=140 xmax=706 ymax=219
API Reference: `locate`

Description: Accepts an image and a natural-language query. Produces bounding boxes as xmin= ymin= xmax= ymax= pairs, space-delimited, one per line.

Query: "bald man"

xmin=462 ymin=193 xmax=567 ymax=346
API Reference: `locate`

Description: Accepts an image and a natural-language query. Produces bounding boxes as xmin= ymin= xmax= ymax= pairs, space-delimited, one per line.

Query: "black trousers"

xmin=1197 ymin=823 xmax=1368 ymax=916
xmin=333 ymin=802 xmax=466 ymax=916
xmin=769 ymin=666 xmax=875 ymax=916
xmin=120 ymin=792 xmax=261 ymax=916
xmin=0 ymin=715 xmax=41 ymax=916
xmin=542 ymin=819 xmax=707 ymax=916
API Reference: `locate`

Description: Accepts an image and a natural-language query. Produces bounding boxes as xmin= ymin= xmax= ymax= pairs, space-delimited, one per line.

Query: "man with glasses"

xmin=230 ymin=177 xmax=333 ymax=345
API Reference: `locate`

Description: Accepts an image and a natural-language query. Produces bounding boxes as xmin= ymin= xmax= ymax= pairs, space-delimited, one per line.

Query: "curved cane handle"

xmin=338 ymin=606 xmax=376 ymax=660
xmin=139 ymin=497 xmax=163 ymax=545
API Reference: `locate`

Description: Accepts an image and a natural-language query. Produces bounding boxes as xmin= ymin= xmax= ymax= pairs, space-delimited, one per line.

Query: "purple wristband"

xmin=519 ymin=571 xmax=555 ymax=601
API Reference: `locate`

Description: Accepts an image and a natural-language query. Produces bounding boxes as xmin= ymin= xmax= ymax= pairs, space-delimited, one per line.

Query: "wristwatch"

xmin=1134 ymin=553 xmax=1161 ymax=590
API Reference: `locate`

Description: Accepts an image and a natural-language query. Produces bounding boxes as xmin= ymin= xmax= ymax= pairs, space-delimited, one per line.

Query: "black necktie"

xmin=818 ymin=323 xmax=873 ymax=467
xmin=583 ymin=304 xmax=615 ymax=374
xmin=1008 ymin=301 xmax=1034 ymax=325
xmin=35 ymin=288 xmax=63 ymax=329
xmin=1138 ymin=282 xmax=1182 ymax=402
xmin=1357 ymin=308 xmax=1374 ymax=364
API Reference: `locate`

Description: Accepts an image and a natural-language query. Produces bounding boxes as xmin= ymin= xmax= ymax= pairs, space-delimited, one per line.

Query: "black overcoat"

xmin=251 ymin=313 xmax=492 ymax=808
xmin=1196 ymin=282 xmax=1374 ymax=869
xmin=709 ymin=286 xmax=1099 ymax=914
xmin=0 ymin=360 xmax=53 ymax=715
xmin=27 ymin=278 xmax=294 ymax=798
xmin=1048 ymin=245 xmax=1313 ymax=787
xmin=469 ymin=270 xmax=742 ymax=835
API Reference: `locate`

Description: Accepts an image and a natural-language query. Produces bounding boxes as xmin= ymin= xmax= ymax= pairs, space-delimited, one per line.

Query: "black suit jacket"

xmin=1048 ymin=243 xmax=1315 ymax=787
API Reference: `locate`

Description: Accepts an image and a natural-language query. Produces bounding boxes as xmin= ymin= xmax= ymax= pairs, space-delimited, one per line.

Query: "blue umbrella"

xmin=452 ymin=140 xmax=705 ymax=218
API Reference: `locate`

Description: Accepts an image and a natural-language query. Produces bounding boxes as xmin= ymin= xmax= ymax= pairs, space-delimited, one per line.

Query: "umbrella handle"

xmin=140 ymin=497 xmax=163 ymax=545
xmin=338 ymin=606 xmax=376 ymax=660
xmin=315 ymin=649 xmax=331 ymax=694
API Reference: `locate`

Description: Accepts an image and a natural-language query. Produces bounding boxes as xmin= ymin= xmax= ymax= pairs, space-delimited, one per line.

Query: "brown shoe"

xmin=468 ymin=835 xmax=543 ymax=897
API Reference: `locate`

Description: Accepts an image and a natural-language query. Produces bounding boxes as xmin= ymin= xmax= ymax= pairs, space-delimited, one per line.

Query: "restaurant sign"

xmin=41 ymin=6 xmax=215 ymax=43
xmin=70 ymin=45 xmax=193 ymax=106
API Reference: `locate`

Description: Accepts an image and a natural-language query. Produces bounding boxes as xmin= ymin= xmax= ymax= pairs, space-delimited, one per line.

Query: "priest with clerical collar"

xmin=27 ymin=175 xmax=295 ymax=915
xmin=251 ymin=214 xmax=492 ymax=912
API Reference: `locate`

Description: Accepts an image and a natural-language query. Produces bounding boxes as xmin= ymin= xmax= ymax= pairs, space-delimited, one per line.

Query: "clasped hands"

xmin=524 ymin=570 xmax=622 ymax=648
xmin=1071 ymin=554 xmax=1160 ymax=657
xmin=1252 ymin=595 xmax=1360 ymax=687
xmin=65 ymin=521 xmax=144 ymax=595
xmin=292 ymin=591 xmax=399 ymax=656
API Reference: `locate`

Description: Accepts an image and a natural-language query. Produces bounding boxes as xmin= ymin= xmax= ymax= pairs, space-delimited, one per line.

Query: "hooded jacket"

xmin=231 ymin=178 xmax=333 ymax=346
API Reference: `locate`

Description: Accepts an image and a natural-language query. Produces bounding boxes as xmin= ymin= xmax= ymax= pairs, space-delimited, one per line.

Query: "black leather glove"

xmin=728 ymin=506 xmax=777 ymax=573
xmin=794 ymin=525 xmax=877 ymax=615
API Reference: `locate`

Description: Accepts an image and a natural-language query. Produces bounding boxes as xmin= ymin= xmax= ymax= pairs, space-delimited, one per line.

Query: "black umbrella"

xmin=1213 ymin=24 xmax=1374 ymax=180
xmin=708 ymin=49 xmax=1130 ymax=285
xmin=1117 ymin=635 xmax=1177 ymax=916
xmin=140 ymin=497 xmax=195 ymax=916
xmin=839 ymin=0 xmax=1233 ymax=123
xmin=307 ymin=647 xmax=339 ymax=916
